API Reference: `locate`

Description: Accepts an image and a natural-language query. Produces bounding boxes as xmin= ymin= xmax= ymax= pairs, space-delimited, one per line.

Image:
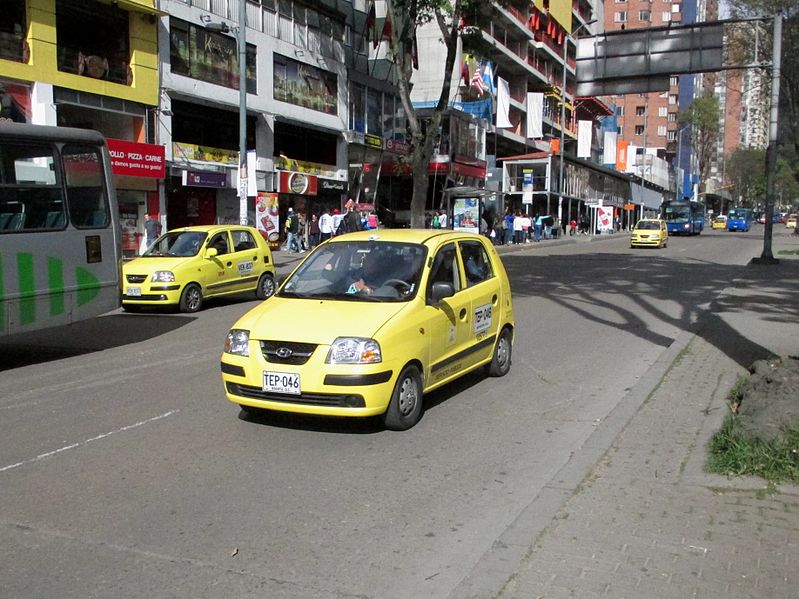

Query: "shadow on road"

xmin=0 ymin=313 xmax=195 ymax=371
xmin=502 ymin=247 xmax=799 ymax=369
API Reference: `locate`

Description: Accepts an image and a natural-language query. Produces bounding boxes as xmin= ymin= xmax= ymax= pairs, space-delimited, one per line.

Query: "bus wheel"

xmin=179 ymin=283 xmax=203 ymax=313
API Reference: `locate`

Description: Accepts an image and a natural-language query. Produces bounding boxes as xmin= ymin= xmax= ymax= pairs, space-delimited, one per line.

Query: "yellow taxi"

xmin=630 ymin=218 xmax=668 ymax=249
xmin=711 ymin=215 xmax=728 ymax=230
xmin=122 ymin=225 xmax=276 ymax=313
xmin=221 ymin=229 xmax=515 ymax=430
xmin=786 ymin=214 xmax=798 ymax=229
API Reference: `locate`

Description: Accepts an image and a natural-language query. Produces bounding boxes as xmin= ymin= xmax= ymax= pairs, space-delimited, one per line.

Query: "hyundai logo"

xmin=276 ymin=347 xmax=293 ymax=358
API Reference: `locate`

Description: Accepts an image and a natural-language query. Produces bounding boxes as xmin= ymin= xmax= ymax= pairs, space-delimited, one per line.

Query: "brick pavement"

xmin=488 ymin=235 xmax=799 ymax=599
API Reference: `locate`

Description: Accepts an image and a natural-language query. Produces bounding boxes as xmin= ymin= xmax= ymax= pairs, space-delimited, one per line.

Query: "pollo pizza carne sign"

xmin=107 ymin=139 xmax=166 ymax=179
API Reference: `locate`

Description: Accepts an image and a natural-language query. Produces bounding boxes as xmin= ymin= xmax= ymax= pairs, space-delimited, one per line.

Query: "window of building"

xmin=636 ymin=106 xmax=646 ymax=116
xmin=367 ymin=89 xmax=382 ymax=136
xmin=635 ymin=125 xmax=644 ymax=135
xmin=657 ymin=125 xmax=667 ymax=137
xmin=274 ymin=53 xmax=337 ymax=115
xmin=670 ymin=76 xmax=679 ymax=86
xmin=170 ymin=18 xmax=256 ymax=93
xmin=614 ymin=11 xmax=628 ymax=22
xmin=668 ymin=130 xmax=677 ymax=142
xmin=0 ymin=0 xmax=26 ymax=63
xmin=672 ymin=3 xmax=681 ymax=12
xmin=617 ymin=106 xmax=624 ymax=117
xmin=662 ymin=12 xmax=671 ymax=22
xmin=639 ymin=10 xmax=651 ymax=21
xmin=668 ymin=112 xmax=677 ymax=122
xmin=669 ymin=94 xmax=678 ymax=105
xmin=658 ymin=106 xmax=668 ymax=117
xmin=349 ymin=82 xmax=366 ymax=133
xmin=56 ymin=0 xmax=130 ymax=85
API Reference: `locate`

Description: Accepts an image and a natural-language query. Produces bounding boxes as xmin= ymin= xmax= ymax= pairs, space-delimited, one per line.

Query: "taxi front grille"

xmin=226 ymin=382 xmax=365 ymax=408
xmin=126 ymin=274 xmax=147 ymax=283
xmin=260 ymin=340 xmax=318 ymax=365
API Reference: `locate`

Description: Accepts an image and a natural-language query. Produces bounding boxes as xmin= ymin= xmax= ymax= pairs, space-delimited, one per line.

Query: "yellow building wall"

xmin=0 ymin=0 xmax=158 ymax=106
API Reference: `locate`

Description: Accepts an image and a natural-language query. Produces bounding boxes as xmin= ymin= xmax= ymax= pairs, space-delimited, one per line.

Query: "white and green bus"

xmin=0 ymin=123 xmax=121 ymax=337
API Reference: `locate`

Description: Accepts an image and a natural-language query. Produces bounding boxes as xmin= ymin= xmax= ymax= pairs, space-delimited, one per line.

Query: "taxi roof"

xmin=166 ymin=224 xmax=256 ymax=234
xmin=327 ymin=228 xmax=483 ymax=246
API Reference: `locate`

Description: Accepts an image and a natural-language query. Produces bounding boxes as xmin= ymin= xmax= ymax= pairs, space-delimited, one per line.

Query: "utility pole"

xmin=757 ymin=13 xmax=782 ymax=264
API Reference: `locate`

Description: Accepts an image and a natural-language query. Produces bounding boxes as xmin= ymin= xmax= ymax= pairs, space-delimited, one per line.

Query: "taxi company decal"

xmin=238 ymin=260 xmax=254 ymax=276
xmin=278 ymin=171 xmax=318 ymax=195
xmin=473 ymin=303 xmax=493 ymax=334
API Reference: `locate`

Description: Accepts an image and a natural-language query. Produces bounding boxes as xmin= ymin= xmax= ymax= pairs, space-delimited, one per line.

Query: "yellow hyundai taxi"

xmin=630 ymin=218 xmax=668 ymax=249
xmin=122 ymin=225 xmax=276 ymax=313
xmin=221 ymin=229 xmax=515 ymax=430
xmin=711 ymin=215 xmax=728 ymax=230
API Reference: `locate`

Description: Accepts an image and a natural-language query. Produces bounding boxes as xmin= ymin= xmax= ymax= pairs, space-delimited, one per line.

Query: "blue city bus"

xmin=726 ymin=207 xmax=752 ymax=232
xmin=660 ymin=200 xmax=705 ymax=235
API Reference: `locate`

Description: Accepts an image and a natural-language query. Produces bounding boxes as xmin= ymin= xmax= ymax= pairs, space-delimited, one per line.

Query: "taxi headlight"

xmin=152 ymin=270 xmax=176 ymax=283
xmin=326 ymin=337 xmax=382 ymax=364
xmin=225 ymin=329 xmax=250 ymax=356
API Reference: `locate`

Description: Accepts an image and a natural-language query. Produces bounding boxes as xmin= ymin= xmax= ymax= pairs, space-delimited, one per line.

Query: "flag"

xmin=577 ymin=120 xmax=592 ymax=158
xmin=461 ymin=58 xmax=470 ymax=87
xmin=603 ymin=131 xmax=618 ymax=166
xmin=365 ymin=2 xmax=377 ymax=48
xmin=482 ymin=61 xmax=495 ymax=96
xmin=526 ymin=93 xmax=544 ymax=138
xmin=381 ymin=18 xmax=393 ymax=42
xmin=496 ymin=77 xmax=511 ymax=128
xmin=472 ymin=63 xmax=485 ymax=95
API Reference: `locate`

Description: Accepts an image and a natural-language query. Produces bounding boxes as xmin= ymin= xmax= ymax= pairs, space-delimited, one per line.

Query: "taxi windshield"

xmin=144 ymin=231 xmax=208 ymax=257
xmin=635 ymin=221 xmax=660 ymax=230
xmin=278 ymin=241 xmax=427 ymax=302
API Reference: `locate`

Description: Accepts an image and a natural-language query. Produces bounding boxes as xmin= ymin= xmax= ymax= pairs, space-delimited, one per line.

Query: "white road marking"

xmin=0 ymin=410 xmax=179 ymax=473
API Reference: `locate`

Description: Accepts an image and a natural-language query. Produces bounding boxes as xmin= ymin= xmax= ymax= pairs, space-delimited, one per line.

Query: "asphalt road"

xmin=0 ymin=227 xmax=774 ymax=598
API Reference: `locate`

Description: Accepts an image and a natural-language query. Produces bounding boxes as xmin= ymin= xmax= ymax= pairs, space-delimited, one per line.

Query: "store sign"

xmin=173 ymin=141 xmax=238 ymax=165
xmin=108 ymin=139 xmax=165 ymax=179
xmin=278 ymin=171 xmax=318 ymax=195
xmin=319 ymin=178 xmax=347 ymax=193
xmin=182 ymin=170 xmax=228 ymax=188
xmin=385 ymin=138 xmax=410 ymax=154
xmin=364 ymin=134 xmax=383 ymax=149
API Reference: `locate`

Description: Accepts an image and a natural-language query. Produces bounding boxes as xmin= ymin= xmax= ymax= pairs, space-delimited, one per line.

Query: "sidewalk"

xmin=453 ymin=232 xmax=799 ymax=598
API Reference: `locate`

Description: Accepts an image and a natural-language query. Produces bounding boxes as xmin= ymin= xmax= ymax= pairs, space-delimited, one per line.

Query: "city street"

xmin=0 ymin=228 xmax=782 ymax=598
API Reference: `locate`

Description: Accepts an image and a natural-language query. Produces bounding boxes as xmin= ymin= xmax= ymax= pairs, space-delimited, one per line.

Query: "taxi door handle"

xmin=459 ymin=308 xmax=467 ymax=320
xmin=226 ymin=261 xmax=233 ymax=267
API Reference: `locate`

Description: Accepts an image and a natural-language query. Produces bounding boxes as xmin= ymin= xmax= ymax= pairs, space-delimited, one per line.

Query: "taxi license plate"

xmin=263 ymin=371 xmax=301 ymax=395
xmin=126 ymin=286 xmax=142 ymax=297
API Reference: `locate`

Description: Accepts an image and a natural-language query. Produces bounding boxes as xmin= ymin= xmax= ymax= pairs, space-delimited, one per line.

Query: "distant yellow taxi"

xmin=630 ymin=218 xmax=668 ymax=249
xmin=786 ymin=214 xmax=798 ymax=229
xmin=122 ymin=225 xmax=276 ymax=313
xmin=711 ymin=215 xmax=728 ymax=230
xmin=221 ymin=229 xmax=515 ymax=430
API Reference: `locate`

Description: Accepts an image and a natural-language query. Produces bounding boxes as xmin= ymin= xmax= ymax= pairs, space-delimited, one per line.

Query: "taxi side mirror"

xmin=204 ymin=247 xmax=218 ymax=259
xmin=430 ymin=281 xmax=455 ymax=304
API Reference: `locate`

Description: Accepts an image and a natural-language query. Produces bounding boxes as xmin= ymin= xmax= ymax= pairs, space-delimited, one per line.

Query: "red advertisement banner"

xmin=108 ymin=138 xmax=165 ymax=179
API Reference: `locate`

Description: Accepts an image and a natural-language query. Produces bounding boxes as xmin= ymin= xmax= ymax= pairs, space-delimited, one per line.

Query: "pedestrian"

xmin=512 ymin=210 xmax=524 ymax=244
xmin=570 ymin=217 xmax=577 ymax=236
xmin=533 ymin=213 xmax=544 ymax=242
xmin=367 ymin=211 xmax=378 ymax=229
xmin=285 ymin=207 xmax=301 ymax=252
xmin=553 ymin=216 xmax=560 ymax=239
xmin=331 ymin=208 xmax=343 ymax=236
xmin=522 ymin=213 xmax=531 ymax=242
xmin=308 ymin=213 xmax=320 ymax=249
xmin=438 ymin=210 xmax=447 ymax=229
xmin=337 ymin=199 xmax=362 ymax=235
xmin=493 ymin=216 xmax=504 ymax=245
xmin=504 ymin=209 xmax=514 ymax=245
xmin=319 ymin=207 xmax=334 ymax=242
xmin=431 ymin=211 xmax=440 ymax=228
xmin=143 ymin=212 xmax=162 ymax=250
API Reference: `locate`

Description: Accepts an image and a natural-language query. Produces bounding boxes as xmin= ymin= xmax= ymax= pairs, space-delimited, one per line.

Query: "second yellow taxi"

xmin=122 ymin=225 xmax=276 ymax=313
xmin=221 ymin=229 xmax=515 ymax=430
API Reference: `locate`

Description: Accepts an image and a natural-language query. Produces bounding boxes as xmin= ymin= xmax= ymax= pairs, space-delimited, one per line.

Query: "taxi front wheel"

xmin=179 ymin=283 xmax=203 ymax=313
xmin=256 ymin=273 xmax=276 ymax=300
xmin=382 ymin=365 xmax=423 ymax=431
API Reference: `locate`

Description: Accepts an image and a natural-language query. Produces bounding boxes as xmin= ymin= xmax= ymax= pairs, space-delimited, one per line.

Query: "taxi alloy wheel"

xmin=179 ymin=283 xmax=203 ymax=313
xmin=256 ymin=273 xmax=276 ymax=300
xmin=488 ymin=327 xmax=513 ymax=377
xmin=383 ymin=365 xmax=423 ymax=431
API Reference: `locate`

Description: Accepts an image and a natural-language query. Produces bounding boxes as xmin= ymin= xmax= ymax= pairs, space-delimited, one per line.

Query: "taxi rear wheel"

xmin=179 ymin=283 xmax=203 ymax=313
xmin=488 ymin=327 xmax=513 ymax=377
xmin=382 ymin=365 xmax=423 ymax=431
xmin=256 ymin=273 xmax=276 ymax=300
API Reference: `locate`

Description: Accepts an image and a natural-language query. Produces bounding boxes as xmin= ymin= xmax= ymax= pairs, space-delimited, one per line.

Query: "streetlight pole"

xmin=204 ymin=8 xmax=248 ymax=227
xmin=558 ymin=19 xmax=595 ymax=227
xmin=237 ymin=0 xmax=248 ymax=226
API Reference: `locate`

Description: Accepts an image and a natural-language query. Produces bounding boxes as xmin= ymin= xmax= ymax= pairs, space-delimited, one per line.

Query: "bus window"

xmin=63 ymin=144 xmax=109 ymax=228
xmin=0 ymin=143 xmax=65 ymax=231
